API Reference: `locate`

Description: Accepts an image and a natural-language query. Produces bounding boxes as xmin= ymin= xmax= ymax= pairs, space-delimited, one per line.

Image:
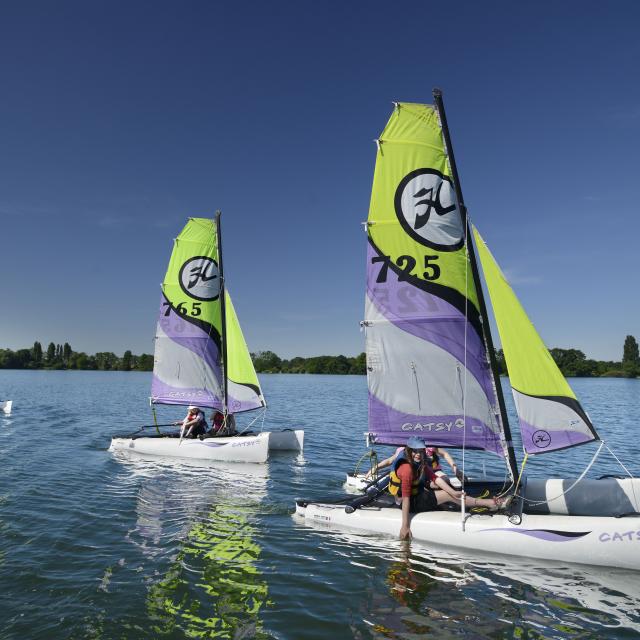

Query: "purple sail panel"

xmin=519 ymin=418 xmax=593 ymax=454
xmin=366 ymin=243 xmax=495 ymax=402
xmin=151 ymin=375 xmax=223 ymax=409
xmin=157 ymin=303 xmax=221 ymax=371
xmin=151 ymin=298 xmax=224 ymax=408
xmin=368 ymin=394 xmax=504 ymax=455
xmin=226 ymin=390 xmax=264 ymax=414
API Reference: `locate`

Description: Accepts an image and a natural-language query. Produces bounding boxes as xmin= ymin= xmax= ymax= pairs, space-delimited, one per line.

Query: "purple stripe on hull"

xmin=520 ymin=419 xmax=592 ymax=454
xmin=480 ymin=528 xmax=591 ymax=542
xmin=368 ymin=394 xmax=504 ymax=455
xmin=366 ymin=243 xmax=496 ymax=403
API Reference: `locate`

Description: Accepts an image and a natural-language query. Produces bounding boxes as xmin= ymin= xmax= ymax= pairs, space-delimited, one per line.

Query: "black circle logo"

xmin=532 ymin=430 xmax=551 ymax=449
xmin=179 ymin=256 xmax=220 ymax=301
xmin=394 ymin=168 xmax=463 ymax=251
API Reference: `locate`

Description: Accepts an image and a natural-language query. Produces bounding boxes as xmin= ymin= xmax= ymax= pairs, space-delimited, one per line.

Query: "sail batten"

xmin=473 ymin=226 xmax=598 ymax=454
xmin=364 ymin=102 xmax=508 ymax=458
xmin=150 ymin=217 xmax=265 ymax=413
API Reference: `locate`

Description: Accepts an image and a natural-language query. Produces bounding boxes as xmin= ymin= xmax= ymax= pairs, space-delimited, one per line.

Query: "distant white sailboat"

xmin=110 ymin=213 xmax=303 ymax=463
xmin=296 ymin=91 xmax=640 ymax=570
xmin=1 ymin=400 xmax=12 ymax=415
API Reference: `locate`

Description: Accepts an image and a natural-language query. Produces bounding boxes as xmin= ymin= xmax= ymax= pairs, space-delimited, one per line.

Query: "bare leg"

xmin=434 ymin=490 xmax=501 ymax=510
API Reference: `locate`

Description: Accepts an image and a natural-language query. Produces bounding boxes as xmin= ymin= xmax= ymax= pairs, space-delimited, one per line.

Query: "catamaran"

xmin=1 ymin=400 xmax=12 ymax=415
xmin=110 ymin=214 xmax=303 ymax=463
xmin=295 ymin=91 xmax=640 ymax=570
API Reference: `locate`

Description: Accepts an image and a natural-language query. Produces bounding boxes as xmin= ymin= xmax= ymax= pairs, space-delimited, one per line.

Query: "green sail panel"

xmin=225 ymin=292 xmax=265 ymax=412
xmin=473 ymin=226 xmax=598 ymax=454
xmin=151 ymin=217 xmax=264 ymax=413
xmin=365 ymin=102 xmax=507 ymax=456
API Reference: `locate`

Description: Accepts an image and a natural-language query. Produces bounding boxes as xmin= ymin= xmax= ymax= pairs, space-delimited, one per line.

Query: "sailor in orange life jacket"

xmin=365 ymin=444 xmax=461 ymax=488
xmin=391 ymin=437 xmax=509 ymax=540
xmin=173 ymin=406 xmax=208 ymax=438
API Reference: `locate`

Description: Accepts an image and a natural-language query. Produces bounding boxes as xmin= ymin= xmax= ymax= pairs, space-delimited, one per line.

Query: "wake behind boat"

xmin=295 ymin=91 xmax=639 ymax=569
xmin=109 ymin=214 xmax=303 ymax=464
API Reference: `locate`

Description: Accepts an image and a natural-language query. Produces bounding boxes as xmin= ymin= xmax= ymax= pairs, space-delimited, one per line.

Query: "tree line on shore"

xmin=1 ymin=336 xmax=638 ymax=378
xmin=0 ymin=342 xmax=153 ymax=371
xmin=250 ymin=334 xmax=640 ymax=378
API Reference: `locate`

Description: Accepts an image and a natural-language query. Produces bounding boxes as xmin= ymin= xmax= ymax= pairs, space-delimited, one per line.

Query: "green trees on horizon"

xmin=494 ymin=336 xmax=638 ymax=379
xmin=622 ymin=335 xmax=640 ymax=377
xmin=250 ymin=350 xmax=366 ymax=375
xmin=1 ymin=335 xmax=638 ymax=378
xmin=0 ymin=341 xmax=154 ymax=371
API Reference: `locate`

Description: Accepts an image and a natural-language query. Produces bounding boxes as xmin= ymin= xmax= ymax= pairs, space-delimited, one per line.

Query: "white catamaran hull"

xmin=1 ymin=401 xmax=12 ymax=415
xmin=110 ymin=432 xmax=270 ymax=463
xmin=268 ymin=429 xmax=304 ymax=451
xmin=295 ymin=502 xmax=640 ymax=571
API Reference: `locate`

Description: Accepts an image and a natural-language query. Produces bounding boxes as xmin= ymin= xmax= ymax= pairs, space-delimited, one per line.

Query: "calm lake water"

xmin=1 ymin=371 xmax=639 ymax=639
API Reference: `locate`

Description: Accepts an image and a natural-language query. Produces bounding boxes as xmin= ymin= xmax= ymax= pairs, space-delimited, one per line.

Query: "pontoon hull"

xmin=268 ymin=429 xmax=304 ymax=451
xmin=295 ymin=501 xmax=640 ymax=570
xmin=110 ymin=432 xmax=270 ymax=463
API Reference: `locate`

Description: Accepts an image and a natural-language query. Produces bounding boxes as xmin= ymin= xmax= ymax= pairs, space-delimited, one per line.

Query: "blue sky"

xmin=1 ymin=1 xmax=638 ymax=360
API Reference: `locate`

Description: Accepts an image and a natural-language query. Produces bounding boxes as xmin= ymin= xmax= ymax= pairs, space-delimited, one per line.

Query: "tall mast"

xmin=433 ymin=88 xmax=519 ymax=481
xmin=215 ymin=210 xmax=229 ymax=417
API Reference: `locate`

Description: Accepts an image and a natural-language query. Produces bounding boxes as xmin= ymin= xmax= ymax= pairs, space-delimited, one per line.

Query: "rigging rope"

xmin=354 ymin=450 xmax=378 ymax=479
xmin=235 ymin=407 xmax=266 ymax=436
xmin=603 ymin=442 xmax=639 ymax=508
xmin=521 ymin=440 xmax=605 ymax=506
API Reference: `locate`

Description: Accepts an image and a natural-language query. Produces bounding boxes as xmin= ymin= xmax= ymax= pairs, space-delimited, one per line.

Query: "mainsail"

xmin=364 ymin=101 xmax=509 ymax=458
xmin=473 ymin=227 xmax=599 ymax=454
xmin=151 ymin=217 xmax=265 ymax=413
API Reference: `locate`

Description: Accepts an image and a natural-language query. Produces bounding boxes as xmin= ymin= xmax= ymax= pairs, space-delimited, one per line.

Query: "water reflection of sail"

xmin=126 ymin=458 xmax=268 ymax=551
xmin=112 ymin=457 xmax=270 ymax=637
xmin=146 ymin=503 xmax=271 ymax=639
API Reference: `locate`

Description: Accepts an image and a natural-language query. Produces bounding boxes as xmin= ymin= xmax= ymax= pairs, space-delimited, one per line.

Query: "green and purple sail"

xmin=150 ymin=217 xmax=264 ymax=413
xmin=364 ymin=100 xmax=598 ymax=460
xmin=364 ymin=102 xmax=507 ymax=456
xmin=473 ymin=227 xmax=598 ymax=455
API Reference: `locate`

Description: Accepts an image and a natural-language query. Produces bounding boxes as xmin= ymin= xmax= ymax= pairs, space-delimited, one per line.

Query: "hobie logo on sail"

xmin=179 ymin=256 xmax=220 ymax=301
xmin=395 ymin=169 xmax=463 ymax=251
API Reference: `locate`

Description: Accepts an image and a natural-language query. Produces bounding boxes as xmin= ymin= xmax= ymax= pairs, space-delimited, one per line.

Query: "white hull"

xmin=268 ymin=429 xmax=304 ymax=451
xmin=110 ymin=432 xmax=270 ymax=463
xmin=295 ymin=501 xmax=640 ymax=570
xmin=1 ymin=400 xmax=12 ymax=415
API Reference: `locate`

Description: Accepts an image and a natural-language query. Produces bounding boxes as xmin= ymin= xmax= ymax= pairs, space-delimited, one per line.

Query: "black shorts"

xmin=410 ymin=490 xmax=438 ymax=513
xmin=190 ymin=423 xmax=207 ymax=438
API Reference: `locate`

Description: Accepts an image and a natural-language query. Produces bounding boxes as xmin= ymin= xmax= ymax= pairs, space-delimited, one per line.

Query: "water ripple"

xmin=1 ymin=371 xmax=639 ymax=638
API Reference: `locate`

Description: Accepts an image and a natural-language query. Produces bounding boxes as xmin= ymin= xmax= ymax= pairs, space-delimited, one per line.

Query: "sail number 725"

xmin=371 ymin=255 xmax=440 ymax=283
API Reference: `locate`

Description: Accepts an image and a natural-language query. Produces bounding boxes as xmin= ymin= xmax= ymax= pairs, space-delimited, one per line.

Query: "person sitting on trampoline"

xmin=173 ymin=406 xmax=208 ymax=439
xmin=389 ymin=437 xmax=510 ymax=540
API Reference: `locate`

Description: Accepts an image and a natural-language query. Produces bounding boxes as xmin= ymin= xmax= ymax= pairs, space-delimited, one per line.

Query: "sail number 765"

xmin=163 ymin=301 xmax=202 ymax=317
xmin=371 ymin=255 xmax=440 ymax=283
